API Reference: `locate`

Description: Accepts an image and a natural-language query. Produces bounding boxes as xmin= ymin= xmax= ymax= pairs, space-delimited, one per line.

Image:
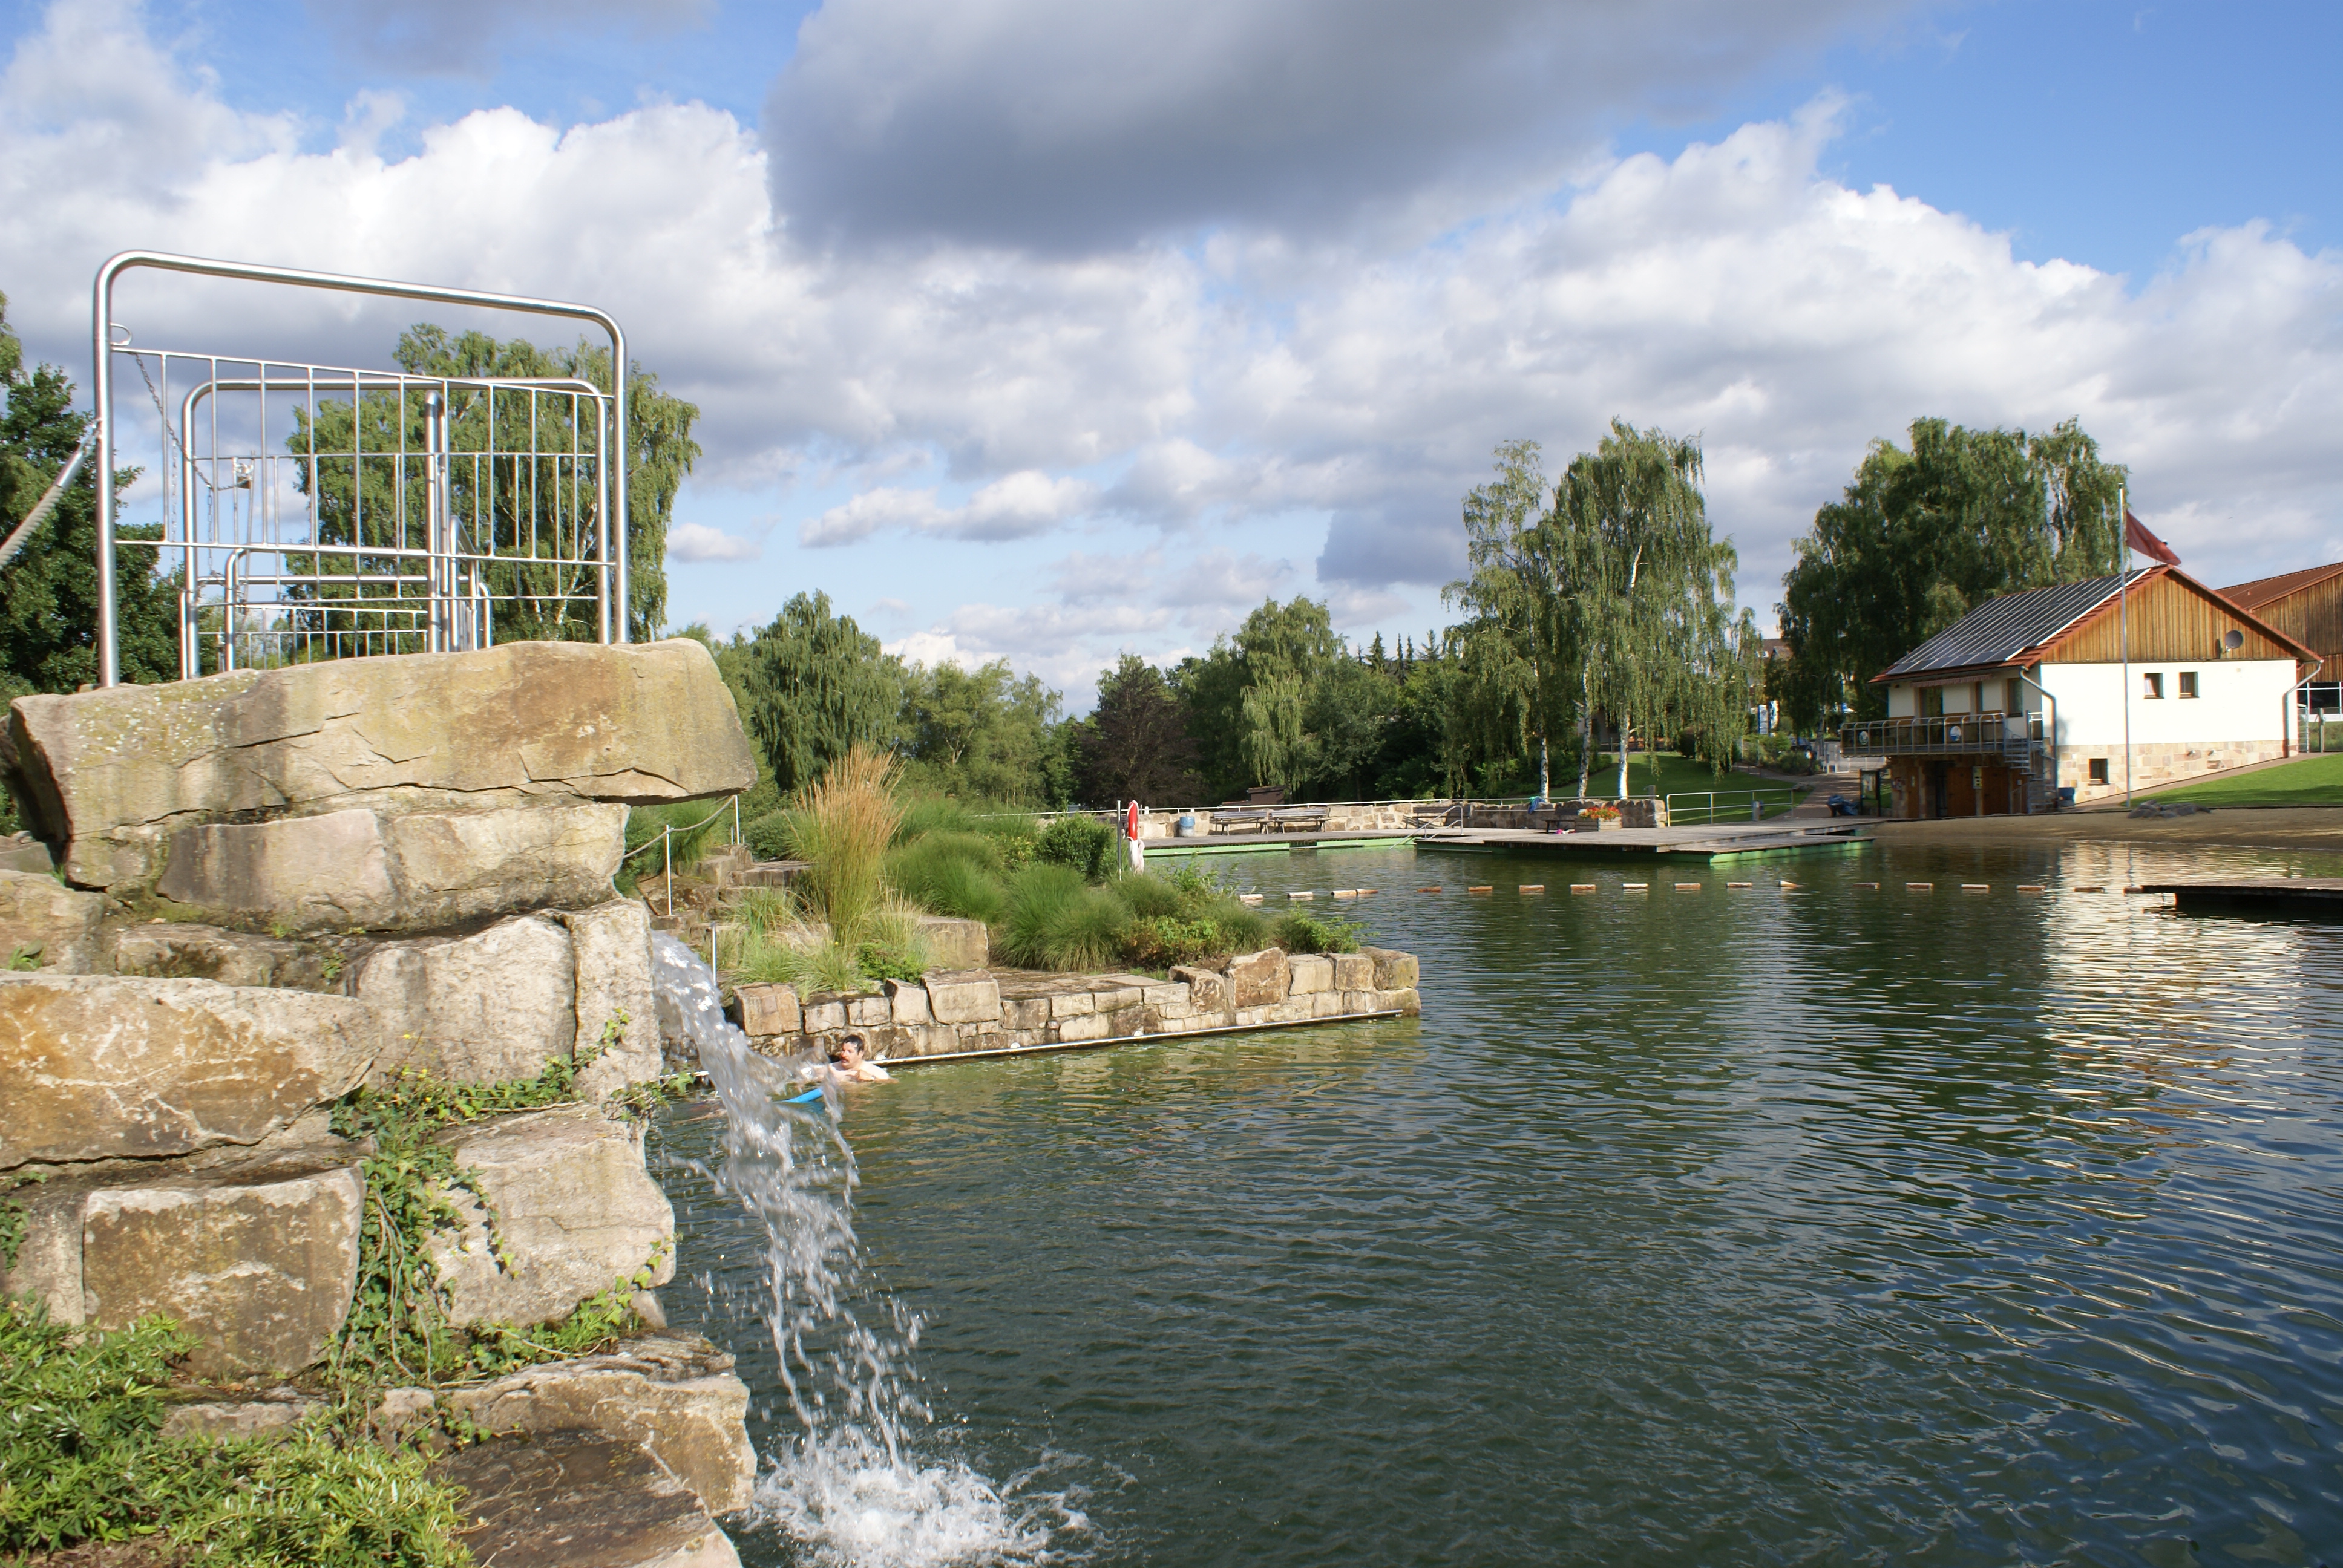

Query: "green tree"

xmin=1076 ymin=653 xmax=1201 ymax=805
xmin=0 ymin=291 xmax=179 ymax=699
xmin=1444 ymin=440 xmax=1581 ymax=799
xmin=289 ymin=324 xmax=700 ymax=646
xmin=1168 ymin=641 xmax=1251 ymax=802
xmin=899 ymin=658 xmax=1063 ymax=803
xmin=1777 ymin=417 xmax=2126 ymax=726
xmin=732 ymin=592 xmax=905 ymax=792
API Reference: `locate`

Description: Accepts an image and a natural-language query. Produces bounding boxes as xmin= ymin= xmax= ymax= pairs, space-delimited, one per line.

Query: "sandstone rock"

xmin=428 ymin=1105 xmax=676 ymax=1327
xmin=1050 ymin=991 xmax=1094 ymax=1019
xmin=111 ymin=923 xmax=329 ymax=988
xmin=729 ymin=981 xmax=801 ymax=1037
xmin=882 ymin=978 xmax=929 ymax=1025
xmin=443 ymin=1333 xmax=755 ymax=1515
xmin=156 ymin=803 xmax=625 ymax=933
xmin=565 ymin=900 xmax=664 ymax=1103
xmin=79 ymin=1152 xmax=364 ymax=1376
xmin=431 ymin=1431 xmax=741 ymax=1568
xmin=1331 ymin=953 xmax=1375 ymax=991
xmin=1222 ymin=949 xmax=1290 ymax=1009
xmin=1171 ymin=965 xmax=1228 ymax=1015
xmin=1380 ymin=986 xmax=1423 ymax=1016
xmin=358 ymin=915 xmax=577 ymax=1085
xmin=1286 ymin=954 xmax=1334 ymax=995
xmin=0 ymin=1173 xmax=93 ymax=1322
xmin=1360 ymin=946 xmax=1418 ymax=990
xmin=801 ymin=998 xmax=847 ymax=1033
xmin=914 ymin=915 xmax=988 ymax=970
xmin=0 ymin=834 xmax=54 ymax=874
xmin=0 ymin=869 xmax=104 ymax=972
xmin=0 ymin=975 xmax=378 ymax=1169
xmin=923 ymin=970 xmax=1002 ymax=1024
xmin=9 ymin=640 xmax=755 ymax=892
xmin=847 ymin=994 xmax=889 ymax=1028
xmin=372 ymin=1387 xmax=441 ymax=1446
xmin=161 ymin=1388 xmax=324 ymax=1440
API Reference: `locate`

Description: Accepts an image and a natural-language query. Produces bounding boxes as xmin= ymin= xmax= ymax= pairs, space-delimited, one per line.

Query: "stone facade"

xmin=727 ymin=944 xmax=1423 ymax=1061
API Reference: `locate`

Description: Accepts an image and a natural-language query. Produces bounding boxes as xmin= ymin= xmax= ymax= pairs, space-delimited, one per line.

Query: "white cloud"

xmin=668 ymin=521 xmax=762 ymax=561
xmin=5 ymin=0 xmax=2341 ymax=705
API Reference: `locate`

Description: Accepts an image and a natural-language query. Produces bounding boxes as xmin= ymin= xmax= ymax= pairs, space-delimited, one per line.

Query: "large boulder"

xmin=0 ymin=867 xmax=105 ymax=972
xmin=8 ymin=639 xmax=755 ymax=892
xmin=4 ymin=1147 xmax=366 ymax=1375
xmin=428 ymin=1105 xmax=676 ymax=1327
xmin=431 ymin=1431 xmax=741 ymax=1568
xmin=1222 ymin=949 xmax=1290 ymax=1009
xmin=565 ymin=901 xmax=664 ymax=1103
xmin=0 ymin=975 xmax=378 ymax=1169
xmin=357 ymin=914 xmax=578 ymax=1085
xmin=154 ymin=803 xmax=626 ymax=933
xmin=442 ymin=1334 xmax=756 ymax=1514
xmin=111 ymin=923 xmax=331 ymax=989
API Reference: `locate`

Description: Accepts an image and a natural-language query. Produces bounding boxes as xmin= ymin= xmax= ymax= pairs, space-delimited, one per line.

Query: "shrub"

xmin=996 ymin=863 xmax=1124 ymax=970
xmin=886 ymin=832 xmax=1009 ymax=923
xmin=1273 ymin=909 xmax=1363 ymax=954
xmin=1034 ymin=815 xmax=1118 ymax=881
xmin=783 ymin=745 xmax=902 ymax=945
xmin=1121 ymin=916 xmax=1228 ymax=969
xmin=743 ymin=809 xmax=793 ymax=861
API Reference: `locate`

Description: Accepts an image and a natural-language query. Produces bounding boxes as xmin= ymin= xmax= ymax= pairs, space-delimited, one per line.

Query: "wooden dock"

xmin=2136 ymin=878 xmax=2343 ymax=916
xmin=1415 ymin=820 xmax=1873 ymax=860
xmin=1145 ymin=831 xmax=1418 ymax=857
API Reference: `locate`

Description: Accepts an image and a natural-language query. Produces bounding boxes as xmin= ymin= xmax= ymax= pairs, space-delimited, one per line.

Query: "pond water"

xmin=654 ymin=835 xmax=2343 ymax=1567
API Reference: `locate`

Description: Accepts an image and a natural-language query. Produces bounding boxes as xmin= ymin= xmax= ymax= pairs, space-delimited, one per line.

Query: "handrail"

xmin=0 ymin=436 xmax=91 ymax=572
xmin=94 ymin=249 xmax=632 ymax=685
xmin=619 ymin=794 xmax=742 ymax=918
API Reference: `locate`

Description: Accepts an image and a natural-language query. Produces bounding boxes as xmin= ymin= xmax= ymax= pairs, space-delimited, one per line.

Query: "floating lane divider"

xmin=1571 ymin=884 xmax=1596 ymax=894
xmin=1962 ymin=884 xmax=1990 ymax=893
xmin=2074 ymin=885 xmax=2104 ymax=893
xmin=1907 ymin=882 xmax=1934 ymax=891
xmin=1674 ymin=883 xmax=1702 ymax=892
xmin=1239 ymin=893 xmax=1264 ymax=904
xmin=1726 ymin=881 xmax=1752 ymax=889
xmin=2017 ymin=884 xmax=2045 ymax=892
xmin=1289 ymin=891 xmax=1316 ymax=900
xmin=1854 ymin=882 xmax=1879 ymax=889
xmin=1623 ymin=882 xmax=1650 ymax=892
xmin=1468 ymin=884 xmax=1495 ymax=894
xmin=1780 ymin=880 xmax=1801 ymax=888
xmin=1419 ymin=886 xmax=1443 ymax=893
xmin=1519 ymin=884 xmax=1545 ymax=894
xmin=1332 ymin=889 xmax=1358 ymax=900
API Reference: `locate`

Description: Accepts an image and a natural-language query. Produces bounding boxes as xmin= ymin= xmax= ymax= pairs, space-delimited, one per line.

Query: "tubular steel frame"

xmin=92 ymin=251 xmax=631 ymax=686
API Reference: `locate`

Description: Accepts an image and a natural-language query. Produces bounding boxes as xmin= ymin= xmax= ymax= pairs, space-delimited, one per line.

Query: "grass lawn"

xmin=1589 ymin=752 xmax=1814 ymax=820
xmin=2141 ymin=753 xmax=2343 ymax=807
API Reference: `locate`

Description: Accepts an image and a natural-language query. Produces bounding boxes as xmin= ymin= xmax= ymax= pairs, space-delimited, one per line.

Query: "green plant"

xmin=1 ymin=1172 xmax=43 ymax=1269
xmin=996 ymin=862 xmax=1125 ymax=970
xmin=886 ymin=831 xmax=1009 ymax=923
xmin=6 ymin=944 xmax=38 ymax=970
xmin=731 ymin=929 xmax=870 ymax=994
xmin=743 ymin=809 xmax=792 ymax=861
xmin=1273 ymin=909 xmax=1365 ymax=955
xmin=320 ymin=950 xmax=346 ymax=983
xmin=1033 ymin=814 xmax=1117 ymax=881
xmin=623 ymin=799 xmax=730 ymax=883
xmin=782 ymin=745 xmax=903 ymax=946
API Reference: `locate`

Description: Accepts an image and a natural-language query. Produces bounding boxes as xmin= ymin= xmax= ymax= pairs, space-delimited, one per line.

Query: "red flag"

xmin=2124 ymin=509 xmax=2180 ymax=566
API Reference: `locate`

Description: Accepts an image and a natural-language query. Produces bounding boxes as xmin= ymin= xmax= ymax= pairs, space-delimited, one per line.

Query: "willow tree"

xmin=1550 ymin=420 xmax=1754 ymax=797
xmin=1444 ymin=439 xmax=1581 ymax=799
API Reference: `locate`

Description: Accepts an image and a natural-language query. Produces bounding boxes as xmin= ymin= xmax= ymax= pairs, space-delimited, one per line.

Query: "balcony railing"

xmin=1842 ymin=712 xmax=2044 ymax=756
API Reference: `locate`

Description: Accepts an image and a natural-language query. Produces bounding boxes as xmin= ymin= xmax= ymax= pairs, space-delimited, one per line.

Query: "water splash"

xmin=649 ymin=935 xmax=1079 ymax=1566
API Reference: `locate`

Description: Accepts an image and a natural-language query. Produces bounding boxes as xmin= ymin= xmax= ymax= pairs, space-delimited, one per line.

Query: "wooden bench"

xmin=1268 ymin=809 xmax=1329 ymax=832
xmin=1209 ymin=808 xmax=1273 ymax=834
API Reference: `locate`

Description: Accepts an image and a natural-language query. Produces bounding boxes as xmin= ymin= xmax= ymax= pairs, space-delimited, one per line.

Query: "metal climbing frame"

xmin=91 ymin=252 xmax=632 ymax=685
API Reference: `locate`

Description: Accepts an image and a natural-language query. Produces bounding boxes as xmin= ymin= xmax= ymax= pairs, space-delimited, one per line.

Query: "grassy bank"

xmin=2141 ymin=753 xmax=2343 ymax=808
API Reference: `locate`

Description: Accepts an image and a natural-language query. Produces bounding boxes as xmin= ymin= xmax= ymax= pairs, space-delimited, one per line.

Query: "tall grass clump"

xmin=887 ymin=831 xmax=1011 ymax=923
xmin=784 ymin=745 xmax=902 ymax=947
xmin=995 ymin=863 xmax=1126 ymax=971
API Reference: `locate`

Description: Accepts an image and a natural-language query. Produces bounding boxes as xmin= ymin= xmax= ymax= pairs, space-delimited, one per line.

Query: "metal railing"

xmin=92 ymin=251 xmax=632 ymax=686
xmin=1664 ymin=788 xmax=1803 ymax=825
xmin=1841 ymin=713 xmax=2045 ymax=757
xmin=620 ymin=797 xmax=744 ymax=918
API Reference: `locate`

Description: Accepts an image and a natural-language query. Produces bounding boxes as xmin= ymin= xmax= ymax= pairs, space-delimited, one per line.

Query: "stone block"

xmin=429 ymin=1105 xmax=676 ymax=1328
xmin=157 ymin=803 xmax=626 ymax=934
xmin=0 ymin=975 xmax=378 ymax=1169
xmin=9 ymin=640 xmax=755 ymax=893
xmin=915 ymin=915 xmax=989 ymax=970
xmin=1002 ymin=996 xmax=1049 ymax=1030
xmin=161 ymin=1388 xmax=326 ymax=1441
xmin=1312 ymin=991 xmax=1347 ymax=1018
xmin=882 ymin=979 xmax=930 ymax=1025
xmin=1377 ymin=987 xmax=1423 ymax=1016
xmin=1331 ymin=953 xmax=1375 ymax=991
xmin=1268 ymin=999 xmax=1314 ymax=1024
xmin=111 ymin=922 xmax=330 ymax=988
xmin=80 ymin=1152 xmax=365 ymax=1376
xmin=730 ymin=982 xmax=801 ymax=1037
xmin=1172 ymin=966 xmax=1228 ymax=1014
xmin=1233 ymin=1005 xmax=1272 ymax=1029
xmin=1092 ymin=986 xmax=1145 ymax=1013
xmin=1286 ymin=954 xmax=1334 ymax=995
xmin=443 ymin=1333 xmax=755 ymax=1515
xmin=1141 ymin=984 xmax=1186 ymax=1006
xmin=0 ymin=869 xmax=104 ymax=972
xmin=925 ymin=970 xmax=1002 ymax=1024
xmin=1361 ymin=946 xmax=1419 ymax=990
xmin=565 ymin=901 xmax=664 ymax=1103
xmin=801 ymin=999 xmax=847 ymax=1034
xmin=847 ymin=994 xmax=890 ymax=1028
xmin=1156 ymin=998 xmax=1194 ymax=1021
xmin=431 ymin=1431 xmax=741 ymax=1568
xmin=1224 ymin=949 xmax=1289 ymax=1008
xmin=1103 ymin=1005 xmax=1157 ymax=1038
xmin=1049 ymin=990 xmax=1095 ymax=1019
xmin=1341 ymin=989 xmax=1380 ymax=1014
xmin=1054 ymin=1013 xmax=1110 ymax=1044
xmin=0 ymin=834 xmax=54 ymax=874
xmin=357 ymin=915 xmax=577 ymax=1086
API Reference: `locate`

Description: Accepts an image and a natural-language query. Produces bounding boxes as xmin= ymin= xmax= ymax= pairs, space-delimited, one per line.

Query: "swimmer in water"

xmin=830 ymin=1033 xmax=894 ymax=1083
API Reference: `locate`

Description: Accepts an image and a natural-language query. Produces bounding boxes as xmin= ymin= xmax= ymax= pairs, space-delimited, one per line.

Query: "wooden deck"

xmin=1415 ymin=820 xmax=1875 ymax=860
xmin=2136 ymin=878 xmax=2343 ymax=916
xmin=1144 ymin=830 xmax=1420 ymax=856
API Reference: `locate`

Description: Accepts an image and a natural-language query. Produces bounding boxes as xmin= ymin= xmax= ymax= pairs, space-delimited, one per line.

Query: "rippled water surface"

xmin=657 ymin=835 xmax=2343 ymax=1566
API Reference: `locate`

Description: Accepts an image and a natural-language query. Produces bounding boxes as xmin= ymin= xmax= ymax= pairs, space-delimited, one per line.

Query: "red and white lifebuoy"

xmin=1124 ymin=800 xmax=1141 ymax=840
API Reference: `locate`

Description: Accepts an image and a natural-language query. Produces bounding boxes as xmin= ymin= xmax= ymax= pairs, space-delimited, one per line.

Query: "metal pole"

xmin=664 ymin=825 xmax=673 ymax=919
xmin=2120 ymin=486 xmax=2132 ymax=807
xmin=92 ymin=250 xmax=631 ymax=683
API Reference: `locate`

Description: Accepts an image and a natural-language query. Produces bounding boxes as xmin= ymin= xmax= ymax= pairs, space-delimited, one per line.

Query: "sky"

xmin=2 ymin=0 xmax=2339 ymax=710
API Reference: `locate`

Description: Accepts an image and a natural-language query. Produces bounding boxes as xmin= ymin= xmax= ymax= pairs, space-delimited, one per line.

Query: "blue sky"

xmin=4 ymin=0 xmax=2339 ymax=708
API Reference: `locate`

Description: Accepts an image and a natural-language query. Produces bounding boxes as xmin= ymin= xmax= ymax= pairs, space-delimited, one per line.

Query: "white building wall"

xmin=2039 ymin=659 xmax=2297 ymax=748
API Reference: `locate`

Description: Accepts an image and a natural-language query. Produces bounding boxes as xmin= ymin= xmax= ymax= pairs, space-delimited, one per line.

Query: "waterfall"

xmin=649 ymin=934 xmax=1069 ymax=1566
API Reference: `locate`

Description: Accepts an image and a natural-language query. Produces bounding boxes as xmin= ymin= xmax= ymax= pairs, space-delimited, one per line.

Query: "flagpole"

xmin=2120 ymin=485 xmax=2132 ymax=808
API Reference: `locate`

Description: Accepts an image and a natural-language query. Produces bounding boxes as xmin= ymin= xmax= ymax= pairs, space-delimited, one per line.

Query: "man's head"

xmin=831 ymin=1034 xmax=866 ymax=1068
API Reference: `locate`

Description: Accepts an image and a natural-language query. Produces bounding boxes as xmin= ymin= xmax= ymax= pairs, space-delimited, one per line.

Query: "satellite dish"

xmin=2224 ymin=629 xmax=2245 ymax=651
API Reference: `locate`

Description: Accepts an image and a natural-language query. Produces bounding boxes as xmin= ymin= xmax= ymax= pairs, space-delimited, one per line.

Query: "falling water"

xmin=648 ymin=934 xmax=1072 ymax=1566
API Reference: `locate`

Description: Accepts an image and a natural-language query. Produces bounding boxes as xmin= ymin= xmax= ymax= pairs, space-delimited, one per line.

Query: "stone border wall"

xmin=730 ymin=945 xmax=1420 ymax=1062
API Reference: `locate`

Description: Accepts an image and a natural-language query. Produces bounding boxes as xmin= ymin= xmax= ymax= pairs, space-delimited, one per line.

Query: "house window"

xmin=1971 ymin=682 xmax=1986 ymax=716
xmin=2004 ymin=678 xmax=2025 ymax=714
xmin=2088 ymin=758 xmax=2111 ymax=785
xmin=2178 ymin=671 xmax=2199 ymax=698
xmin=1920 ymin=686 xmax=1945 ymax=717
xmin=2142 ymin=673 xmax=2164 ymax=699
